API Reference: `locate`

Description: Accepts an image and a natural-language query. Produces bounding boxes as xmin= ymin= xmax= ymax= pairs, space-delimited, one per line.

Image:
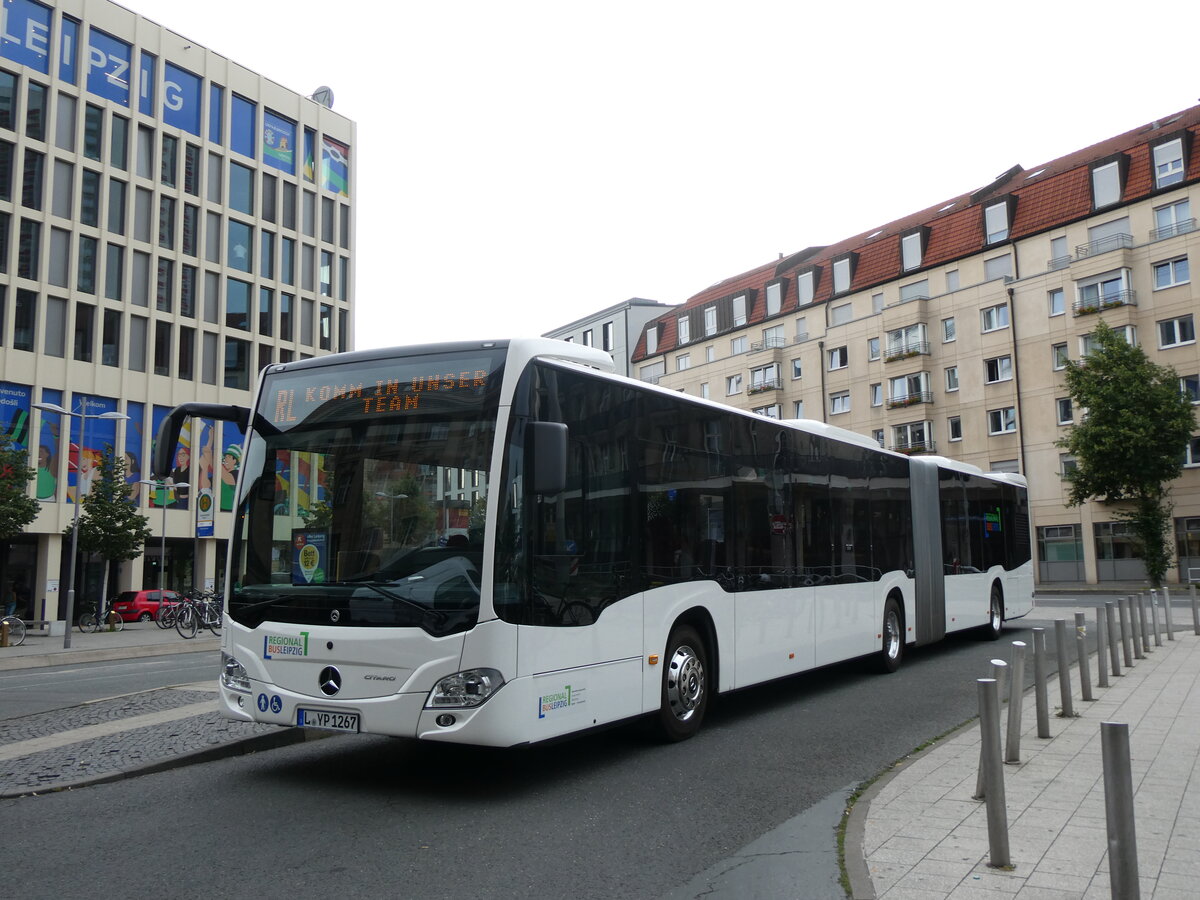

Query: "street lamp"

xmin=374 ymin=491 xmax=408 ymax=543
xmin=34 ymin=401 xmax=129 ymax=649
xmin=141 ymin=480 xmax=190 ymax=593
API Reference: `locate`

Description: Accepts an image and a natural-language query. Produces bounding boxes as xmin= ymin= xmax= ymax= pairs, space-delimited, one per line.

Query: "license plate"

xmin=297 ymin=709 xmax=360 ymax=732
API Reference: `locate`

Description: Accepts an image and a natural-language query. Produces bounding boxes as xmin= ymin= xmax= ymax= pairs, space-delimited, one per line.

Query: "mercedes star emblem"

xmin=318 ymin=666 xmax=342 ymax=696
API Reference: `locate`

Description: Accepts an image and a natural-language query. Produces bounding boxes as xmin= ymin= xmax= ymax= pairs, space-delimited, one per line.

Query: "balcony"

xmin=1048 ymin=255 xmax=1072 ymax=271
xmin=886 ymin=391 xmax=933 ymax=410
xmin=751 ymin=336 xmax=788 ymax=352
xmin=748 ymin=378 xmax=782 ymax=395
xmin=883 ymin=341 xmax=930 ymax=363
xmin=1072 ymin=290 xmax=1136 ymax=317
xmin=890 ymin=439 xmax=937 ymax=455
xmin=1150 ymin=219 xmax=1196 ymax=242
xmin=1075 ymin=232 xmax=1133 ymax=258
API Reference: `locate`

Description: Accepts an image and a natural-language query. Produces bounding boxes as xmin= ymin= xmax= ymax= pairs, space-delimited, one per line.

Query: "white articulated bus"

xmin=154 ymin=338 xmax=1032 ymax=746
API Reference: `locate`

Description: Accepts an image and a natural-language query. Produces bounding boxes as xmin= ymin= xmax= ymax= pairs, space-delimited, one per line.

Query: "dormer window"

xmin=983 ymin=195 xmax=1016 ymax=245
xmin=1153 ymin=138 xmax=1185 ymax=189
xmin=645 ymin=323 xmax=659 ymax=354
xmin=765 ymin=278 xmax=786 ymax=316
xmin=900 ymin=228 xmax=927 ymax=271
xmin=677 ymin=315 xmax=690 ymax=345
xmin=732 ymin=294 xmax=747 ymax=326
xmin=1090 ymin=154 xmax=1128 ymax=210
xmin=704 ymin=305 xmax=717 ymax=337
xmin=797 ymin=269 xmax=818 ymax=306
xmin=832 ymin=253 xmax=856 ymax=295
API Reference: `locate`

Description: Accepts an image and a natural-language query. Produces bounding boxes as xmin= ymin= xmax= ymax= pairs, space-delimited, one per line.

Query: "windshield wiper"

xmin=347 ymin=582 xmax=448 ymax=628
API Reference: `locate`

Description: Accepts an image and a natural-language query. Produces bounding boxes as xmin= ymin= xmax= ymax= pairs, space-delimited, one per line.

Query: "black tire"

xmin=138 ymin=611 xmax=153 ymax=623
xmin=983 ymin=585 xmax=1003 ymax=641
xmin=2 ymin=616 xmax=25 ymax=646
xmin=877 ymin=596 xmax=904 ymax=673
xmin=656 ymin=625 xmax=709 ymax=741
xmin=78 ymin=613 xmax=99 ymax=634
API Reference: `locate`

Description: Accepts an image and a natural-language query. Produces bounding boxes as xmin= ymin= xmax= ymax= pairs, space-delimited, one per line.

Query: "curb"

xmin=1 ymin=723 xmax=336 ymax=799
xmin=0 ymin=637 xmax=220 ymax=671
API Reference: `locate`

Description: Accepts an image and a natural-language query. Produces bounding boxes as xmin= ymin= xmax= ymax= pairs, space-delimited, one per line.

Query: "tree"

xmin=1057 ymin=320 xmax=1195 ymax=586
xmin=0 ymin=442 xmax=39 ymax=540
xmin=69 ymin=449 xmax=153 ymax=603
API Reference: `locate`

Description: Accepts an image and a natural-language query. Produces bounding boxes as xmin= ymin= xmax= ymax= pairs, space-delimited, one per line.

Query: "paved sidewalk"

xmin=853 ymin=612 xmax=1200 ymax=899
xmin=0 ymin=621 xmax=219 ymax=670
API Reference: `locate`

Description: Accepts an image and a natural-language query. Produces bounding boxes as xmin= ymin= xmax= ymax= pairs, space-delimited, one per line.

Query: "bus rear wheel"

xmin=876 ymin=597 xmax=904 ymax=673
xmin=983 ymin=586 xmax=1004 ymax=641
xmin=657 ymin=625 xmax=709 ymax=741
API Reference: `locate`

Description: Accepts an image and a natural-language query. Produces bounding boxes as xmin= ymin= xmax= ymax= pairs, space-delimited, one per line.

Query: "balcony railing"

xmin=1075 ymin=232 xmax=1133 ymax=258
xmin=751 ymin=336 xmax=788 ymax=352
xmin=1150 ymin=219 xmax=1197 ymax=242
xmin=748 ymin=378 xmax=782 ymax=395
xmin=1072 ymin=290 xmax=1136 ymax=316
xmin=1048 ymin=255 xmax=1072 ymax=271
xmin=890 ymin=439 xmax=937 ymax=455
xmin=883 ymin=341 xmax=930 ymax=363
xmin=886 ymin=391 xmax=933 ymax=410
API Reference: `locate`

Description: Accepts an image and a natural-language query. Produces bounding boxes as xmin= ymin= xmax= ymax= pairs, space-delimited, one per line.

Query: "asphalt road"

xmin=5 ymin=611 xmax=1097 ymax=900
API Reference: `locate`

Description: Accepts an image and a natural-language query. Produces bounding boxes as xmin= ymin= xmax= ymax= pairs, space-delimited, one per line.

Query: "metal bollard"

xmin=1096 ymin=607 xmax=1109 ymax=688
xmin=1137 ymin=593 xmax=1151 ymax=655
xmin=1163 ymin=586 xmax=1174 ymax=641
xmin=1150 ymin=590 xmax=1162 ymax=647
xmin=0 ymin=620 xmax=8 ymax=648
xmin=1054 ymin=619 xmax=1075 ymax=718
xmin=1101 ymin=722 xmax=1140 ymax=900
xmin=1130 ymin=596 xmax=1145 ymax=660
xmin=976 ymin=658 xmax=1009 ymax=798
xmin=1075 ymin=612 xmax=1093 ymax=701
xmin=1033 ymin=627 xmax=1051 ymax=739
xmin=1117 ymin=597 xmax=1133 ymax=666
xmin=977 ymin=678 xmax=1011 ymax=868
xmin=1106 ymin=602 xmax=1121 ymax=677
xmin=1005 ymin=641 xmax=1026 ymax=763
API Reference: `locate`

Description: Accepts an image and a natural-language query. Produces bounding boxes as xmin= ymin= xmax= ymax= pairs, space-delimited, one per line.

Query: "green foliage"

xmin=70 ymin=449 xmax=153 ymax=563
xmin=0 ymin=442 xmax=40 ymax=540
xmin=1057 ymin=320 xmax=1195 ymax=586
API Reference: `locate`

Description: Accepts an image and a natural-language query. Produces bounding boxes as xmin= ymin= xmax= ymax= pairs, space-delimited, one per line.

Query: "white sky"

xmin=127 ymin=0 xmax=1200 ymax=349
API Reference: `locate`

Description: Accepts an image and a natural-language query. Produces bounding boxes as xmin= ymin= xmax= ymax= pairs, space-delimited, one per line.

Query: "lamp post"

xmin=34 ymin=401 xmax=129 ymax=649
xmin=374 ymin=491 xmax=408 ymax=543
xmin=142 ymin=480 xmax=190 ymax=592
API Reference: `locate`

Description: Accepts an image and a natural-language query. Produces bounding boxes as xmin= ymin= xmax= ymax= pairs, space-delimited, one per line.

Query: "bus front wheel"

xmin=983 ymin=586 xmax=1004 ymax=641
xmin=877 ymin=597 xmax=904 ymax=673
xmin=657 ymin=625 xmax=709 ymax=741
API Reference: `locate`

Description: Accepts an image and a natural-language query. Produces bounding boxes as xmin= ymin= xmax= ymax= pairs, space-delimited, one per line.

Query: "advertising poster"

xmin=150 ymin=405 xmax=189 ymax=509
xmin=36 ymin=387 xmax=62 ymax=501
xmin=162 ymin=62 xmax=202 ymax=136
xmin=321 ymin=137 xmax=349 ymax=197
xmin=263 ymin=110 xmax=296 ymax=175
xmin=68 ymin=394 xmax=117 ymax=504
xmin=123 ymin=401 xmax=144 ymax=503
xmin=220 ymin=420 xmax=245 ymax=511
xmin=1 ymin=0 xmax=52 ymax=74
xmin=195 ymin=419 xmax=216 ymax=537
xmin=303 ymin=128 xmax=315 ymax=182
xmin=85 ymin=28 xmax=131 ymax=107
xmin=292 ymin=530 xmax=328 ymax=585
xmin=0 ymin=381 xmax=31 ymax=449
xmin=274 ymin=450 xmax=292 ymax=516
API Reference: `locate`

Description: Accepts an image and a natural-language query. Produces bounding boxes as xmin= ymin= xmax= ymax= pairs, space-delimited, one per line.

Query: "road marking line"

xmin=0 ymin=701 xmax=217 ymax=761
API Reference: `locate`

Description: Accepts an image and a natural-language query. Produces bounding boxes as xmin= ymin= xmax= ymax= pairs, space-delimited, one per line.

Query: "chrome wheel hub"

xmin=667 ymin=644 xmax=705 ymax=722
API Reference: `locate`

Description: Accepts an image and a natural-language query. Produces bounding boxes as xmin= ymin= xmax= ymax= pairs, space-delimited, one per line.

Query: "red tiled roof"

xmin=632 ymin=105 xmax=1200 ymax=363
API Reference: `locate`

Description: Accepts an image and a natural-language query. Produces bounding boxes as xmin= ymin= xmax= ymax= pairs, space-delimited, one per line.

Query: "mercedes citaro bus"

xmin=152 ymin=338 xmax=1032 ymax=746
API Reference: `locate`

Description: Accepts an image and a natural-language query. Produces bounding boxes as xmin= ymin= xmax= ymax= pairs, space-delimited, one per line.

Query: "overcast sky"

xmin=128 ymin=0 xmax=1200 ymax=349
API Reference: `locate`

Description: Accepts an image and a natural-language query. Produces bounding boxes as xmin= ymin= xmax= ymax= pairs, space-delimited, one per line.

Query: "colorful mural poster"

xmin=219 ymin=420 xmax=245 ymax=512
xmin=274 ymin=450 xmax=292 ymax=516
xmin=150 ymin=405 xmax=189 ymax=509
xmin=36 ymin=388 xmax=62 ymax=501
xmin=292 ymin=529 xmax=328 ymax=584
xmin=295 ymin=453 xmax=329 ymax=520
xmin=68 ymin=394 xmax=118 ymax=504
xmin=123 ymin=401 xmax=144 ymax=503
xmin=263 ymin=110 xmax=296 ymax=175
xmin=195 ymin=419 xmax=216 ymax=537
xmin=321 ymin=137 xmax=349 ymax=197
xmin=0 ymin=381 xmax=31 ymax=448
xmin=303 ymin=128 xmax=315 ymax=182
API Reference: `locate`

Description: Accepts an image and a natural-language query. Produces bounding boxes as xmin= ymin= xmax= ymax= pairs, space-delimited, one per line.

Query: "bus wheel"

xmin=984 ymin=586 xmax=1004 ymax=641
xmin=657 ymin=625 xmax=708 ymax=741
xmin=877 ymin=597 xmax=904 ymax=673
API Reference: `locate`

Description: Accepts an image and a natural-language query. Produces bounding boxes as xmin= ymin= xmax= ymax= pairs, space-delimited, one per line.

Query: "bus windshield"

xmin=227 ymin=348 xmax=504 ymax=636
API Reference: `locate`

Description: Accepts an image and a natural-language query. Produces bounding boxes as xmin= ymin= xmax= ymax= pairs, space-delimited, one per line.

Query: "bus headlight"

xmin=426 ymin=668 xmax=505 ymax=708
xmin=221 ymin=652 xmax=252 ymax=693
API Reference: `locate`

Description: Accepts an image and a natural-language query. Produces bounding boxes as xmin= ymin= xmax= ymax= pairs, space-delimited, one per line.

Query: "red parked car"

xmin=112 ymin=589 xmax=181 ymax=623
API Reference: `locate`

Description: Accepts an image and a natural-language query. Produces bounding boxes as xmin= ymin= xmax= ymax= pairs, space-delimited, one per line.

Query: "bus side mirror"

xmin=528 ymin=422 xmax=567 ymax=496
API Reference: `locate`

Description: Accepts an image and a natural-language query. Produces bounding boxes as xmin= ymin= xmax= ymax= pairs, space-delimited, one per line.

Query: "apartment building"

xmin=0 ymin=0 xmax=356 ymax=624
xmin=631 ymin=105 xmax=1200 ymax=586
xmin=543 ymin=297 xmax=674 ymax=378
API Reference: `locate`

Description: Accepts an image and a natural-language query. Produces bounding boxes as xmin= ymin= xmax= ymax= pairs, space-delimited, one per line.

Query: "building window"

xmin=1154 ymin=199 xmax=1192 ymax=240
xmin=645 ymin=325 xmax=658 ymax=354
xmin=1048 ymin=288 xmax=1065 ymax=317
xmin=1052 ymin=342 xmax=1068 ymax=370
xmin=582 ymin=328 xmax=593 ymax=347
xmin=732 ymin=294 xmax=747 ymax=325
xmin=984 ymin=254 xmax=1012 ymax=281
xmin=793 ymin=400 xmax=805 ymax=419
xmin=1056 ymin=397 xmax=1073 ymax=425
xmin=827 ymin=346 xmax=848 ymax=370
xmin=892 ymin=421 xmax=930 ymax=453
xmin=1081 ymin=326 xmax=1135 ymax=356
xmin=899 ymin=280 xmax=928 ymax=302
xmin=867 ymin=337 xmax=880 ymax=361
xmin=1179 ymin=375 xmax=1200 ymax=404
xmin=832 ymin=254 xmax=855 ymax=294
xmin=677 ymin=315 xmax=690 ymax=345
xmin=870 ymin=383 xmax=882 ymax=407
xmin=726 ymin=374 xmax=743 ymax=395
xmin=889 ymin=371 xmax=929 ymax=405
xmin=988 ymin=407 xmax=1017 ymax=435
xmin=640 ymin=361 xmax=665 ymax=383
xmin=901 ymin=231 xmax=922 ymax=270
xmin=1184 ymin=437 xmax=1200 ymax=468
xmin=980 ymin=303 xmax=1009 ymax=332
xmin=942 ymin=317 xmax=956 ymax=342
xmin=1060 ymin=455 xmax=1078 ymax=477
xmin=704 ymin=305 xmax=716 ymax=336
xmin=752 ymin=404 xmax=781 ymax=419
xmin=984 ymin=201 xmax=1009 ymax=243
xmin=795 ymin=316 xmax=807 ymax=340
xmin=1158 ymin=315 xmax=1195 ymax=349
xmin=791 ymin=358 xmax=802 ymax=380
xmin=1091 ymin=159 xmax=1122 ymax=208
xmin=763 ymin=324 xmax=785 ymax=347
xmin=706 ymin=346 xmax=715 ymax=363
xmin=797 ymin=271 xmax=815 ymax=306
xmin=945 ymin=366 xmax=959 ymax=392
xmin=872 ymin=292 xmax=884 ymax=313
xmin=676 ymin=353 xmax=690 ymax=371
xmin=602 ymin=321 xmax=613 ymax=351
xmin=872 ymin=429 xmax=885 ymax=448
xmin=886 ymin=323 xmax=927 ymax=359
xmin=830 ymin=302 xmax=852 ymax=326
xmin=948 ymin=416 xmax=962 ymax=442
xmin=730 ymin=336 xmax=746 ymax=355
xmin=700 ymin=383 xmax=709 ymax=399
xmin=765 ymin=280 xmax=783 ymax=316
xmin=984 ymin=355 xmax=1013 ymax=384
xmin=945 ymin=270 xmax=959 ymax=292
xmin=1153 ymin=257 xmax=1190 ymax=289
xmin=829 ymin=391 xmax=850 ymax=415
xmin=1153 ymin=138 xmax=1185 ymax=189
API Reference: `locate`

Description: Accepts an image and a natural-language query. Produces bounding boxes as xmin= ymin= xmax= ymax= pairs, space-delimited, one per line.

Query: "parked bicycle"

xmin=77 ymin=598 xmax=124 ymax=633
xmin=0 ymin=614 xmax=26 ymax=646
xmin=175 ymin=589 xmax=222 ymax=639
